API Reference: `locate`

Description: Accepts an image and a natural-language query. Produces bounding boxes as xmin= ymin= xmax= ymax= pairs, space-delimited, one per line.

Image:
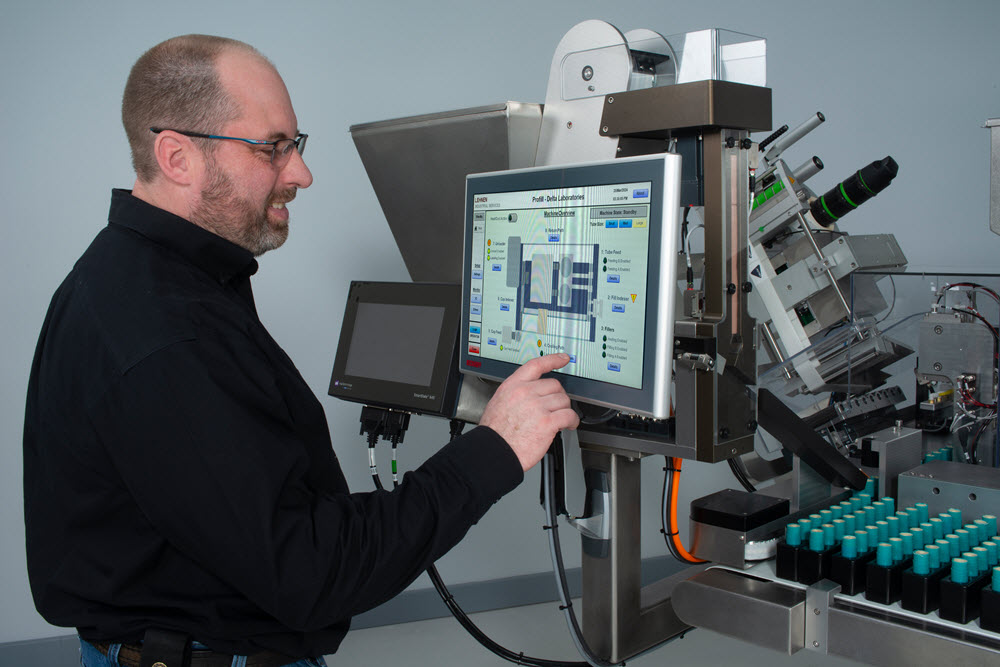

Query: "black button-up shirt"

xmin=24 ymin=189 xmax=523 ymax=658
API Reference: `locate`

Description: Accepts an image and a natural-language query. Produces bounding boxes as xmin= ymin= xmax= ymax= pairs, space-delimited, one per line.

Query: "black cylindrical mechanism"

xmin=810 ymin=156 xmax=899 ymax=227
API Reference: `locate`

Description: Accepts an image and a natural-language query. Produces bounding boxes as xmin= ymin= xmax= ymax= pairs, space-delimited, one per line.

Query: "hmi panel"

xmin=459 ymin=154 xmax=681 ymax=419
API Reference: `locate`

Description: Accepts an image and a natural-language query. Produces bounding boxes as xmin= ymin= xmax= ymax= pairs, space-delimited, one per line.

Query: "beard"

xmin=191 ymin=155 xmax=295 ymax=257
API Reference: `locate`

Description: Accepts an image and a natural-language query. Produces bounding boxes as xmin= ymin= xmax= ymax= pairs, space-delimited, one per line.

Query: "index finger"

xmin=508 ymin=353 xmax=571 ymax=382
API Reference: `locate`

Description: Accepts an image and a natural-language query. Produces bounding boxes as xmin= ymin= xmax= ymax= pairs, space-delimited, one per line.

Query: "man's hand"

xmin=479 ymin=353 xmax=580 ymax=472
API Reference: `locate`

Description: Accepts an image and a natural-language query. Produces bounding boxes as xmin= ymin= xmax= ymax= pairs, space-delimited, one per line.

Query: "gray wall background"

xmin=2 ymin=0 xmax=998 ymax=647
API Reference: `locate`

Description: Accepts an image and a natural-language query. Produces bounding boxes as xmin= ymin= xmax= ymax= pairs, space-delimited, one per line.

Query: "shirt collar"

xmin=108 ymin=188 xmax=259 ymax=284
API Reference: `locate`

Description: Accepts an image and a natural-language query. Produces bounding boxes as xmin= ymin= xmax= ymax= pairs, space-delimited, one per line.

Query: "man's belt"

xmin=94 ymin=641 xmax=296 ymax=667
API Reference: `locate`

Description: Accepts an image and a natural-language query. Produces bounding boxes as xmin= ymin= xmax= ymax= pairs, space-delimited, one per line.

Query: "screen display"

xmin=460 ymin=154 xmax=681 ymax=419
xmin=344 ymin=303 xmax=445 ymax=386
xmin=467 ymin=181 xmax=652 ymax=389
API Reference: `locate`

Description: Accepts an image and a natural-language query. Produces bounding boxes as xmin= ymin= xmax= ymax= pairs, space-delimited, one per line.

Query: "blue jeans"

xmin=80 ymin=638 xmax=327 ymax=667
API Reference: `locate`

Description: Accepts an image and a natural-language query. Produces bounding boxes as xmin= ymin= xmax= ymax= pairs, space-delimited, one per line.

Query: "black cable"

xmin=578 ymin=405 xmax=619 ymax=425
xmin=369 ymin=421 xmax=588 ymax=667
xmin=727 ymin=458 xmax=757 ymax=493
xmin=542 ymin=454 xmax=624 ymax=667
xmin=953 ymin=306 xmax=999 ymax=341
xmin=874 ymin=275 xmax=896 ymax=325
xmin=970 ymin=418 xmax=993 ymax=464
xmin=660 ymin=466 xmax=686 ymax=563
xmin=681 ymin=207 xmax=694 ymax=289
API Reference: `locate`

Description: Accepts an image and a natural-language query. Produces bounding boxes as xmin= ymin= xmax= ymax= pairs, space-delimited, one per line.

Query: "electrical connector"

xmin=381 ymin=410 xmax=411 ymax=445
xmin=359 ymin=405 xmax=388 ymax=444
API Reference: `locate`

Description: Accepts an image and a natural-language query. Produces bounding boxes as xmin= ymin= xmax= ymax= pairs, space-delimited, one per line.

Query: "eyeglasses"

xmin=149 ymin=127 xmax=307 ymax=168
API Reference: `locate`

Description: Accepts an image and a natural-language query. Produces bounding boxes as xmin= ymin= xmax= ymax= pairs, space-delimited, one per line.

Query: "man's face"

xmin=189 ymin=51 xmax=312 ymax=256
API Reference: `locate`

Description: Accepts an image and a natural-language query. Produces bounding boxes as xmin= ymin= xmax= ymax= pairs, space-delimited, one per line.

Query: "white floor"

xmin=331 ymin=599 xmax=862 ymax=667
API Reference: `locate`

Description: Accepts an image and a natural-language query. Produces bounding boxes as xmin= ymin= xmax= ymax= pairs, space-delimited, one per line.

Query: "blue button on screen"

xmin=470 ymin=325 xmax=481 ymax=335
xmin=500 ymin=304 xmax=509 ymax=311
xmin=472 ymin=270 xmax=483 ymax=279
xmin=605 ymin=219 xmax=618 ymax=229
xmin=620 ymin=219 xmax=632 ymax=228
xmin=492 ymin=263 xmax=502 ymax=271
xmin=471 ymin=304 xmax=482 ymax=315
xmin=612 ymin=304 xmax=625 ymax=313
xmin=569 ymin=355 xmax=577 ymax=363
xmin=548 ymin=234 xmax=560 ymax=242
xmin=608 ymin=362 xmax=621 ymax=372
xmin=633 ymin=188 xmax=649 ymax=198
xmin=471 ymin=294 xmax=482 ymax=304
xmin=488 ymin=337 xmax=497 ymax=346
xmin=607 ymin=275 xmax=620 ymax=284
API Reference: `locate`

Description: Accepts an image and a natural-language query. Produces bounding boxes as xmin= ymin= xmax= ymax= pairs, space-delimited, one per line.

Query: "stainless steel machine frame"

xmin=674 ymin=563 xmax=1000 ymax=665
xmin=347 ymin=20 xmax=1000 ymax=667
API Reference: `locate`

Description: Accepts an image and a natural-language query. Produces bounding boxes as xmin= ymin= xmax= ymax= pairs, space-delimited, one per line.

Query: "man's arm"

xmin=91 ymin=338 xmax=575 ymax=631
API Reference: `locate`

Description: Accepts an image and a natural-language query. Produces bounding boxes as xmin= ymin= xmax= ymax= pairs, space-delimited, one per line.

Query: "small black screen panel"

xmin=329 ymin=282 xmax=462 ymax=417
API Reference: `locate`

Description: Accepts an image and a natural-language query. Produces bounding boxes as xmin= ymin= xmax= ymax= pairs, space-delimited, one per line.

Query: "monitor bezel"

xmin=459 ymin=154 xmax=680 ymax=419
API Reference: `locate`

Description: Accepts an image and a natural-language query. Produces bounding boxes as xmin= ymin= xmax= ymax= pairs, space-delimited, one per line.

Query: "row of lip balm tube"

xmin=777 ymin=497 xmax=1000 ymax=628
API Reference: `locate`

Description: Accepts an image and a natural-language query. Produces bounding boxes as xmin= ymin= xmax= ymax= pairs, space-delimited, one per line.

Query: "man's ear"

xmin=151 ymin=131 xmax=201 ymax=186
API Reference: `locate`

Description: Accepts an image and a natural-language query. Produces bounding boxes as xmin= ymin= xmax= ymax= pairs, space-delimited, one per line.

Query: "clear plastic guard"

xmin=664 ymin=28 xmax=766 ymax=87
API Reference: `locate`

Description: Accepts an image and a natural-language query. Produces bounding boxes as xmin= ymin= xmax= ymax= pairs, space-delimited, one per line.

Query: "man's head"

xmin=123 ymin=35 xmax=312 ymax=256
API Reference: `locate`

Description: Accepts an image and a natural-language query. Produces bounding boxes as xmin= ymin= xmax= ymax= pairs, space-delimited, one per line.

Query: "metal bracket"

xmin=678 ymin=352 xmax=715 ymax=371
xmin=808 ymin=256 xmax=836 ymax=276
xmin=805 ymin=579 xmax=841 ymax=654
xmin=566 ymin=489 xmax=611 ymax=541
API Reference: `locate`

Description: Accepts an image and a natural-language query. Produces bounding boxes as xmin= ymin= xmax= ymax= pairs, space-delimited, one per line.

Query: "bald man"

xmin=24 ymin=35 xmax=577 ymax=667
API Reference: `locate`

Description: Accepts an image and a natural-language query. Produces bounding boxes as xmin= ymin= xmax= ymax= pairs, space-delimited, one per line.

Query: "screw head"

xmin=582 ymin=65 xmax=594 ymax=81
xmin=727 ymin=283 xmax=737 ymax=295
xmin=607 ymin=96 xmax=614 ymax=103
xmin=934 ymin=325 xmax=944 ymax=335
xmin=742 ymin=281 xmax=753 ymax=293
xmin=602 ymin=125 xmax=609 ymax=133
xmin=933 ymin=362 xmax=943 ymax=372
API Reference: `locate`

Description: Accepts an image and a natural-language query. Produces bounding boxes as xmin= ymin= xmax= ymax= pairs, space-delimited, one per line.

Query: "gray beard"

xmin=191 ymin=159 xmax=289 ymax=257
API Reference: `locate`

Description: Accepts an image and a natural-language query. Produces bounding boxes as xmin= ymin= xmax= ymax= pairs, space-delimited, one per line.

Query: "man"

xmin=24 ymin=35 xmax=578 ymax=667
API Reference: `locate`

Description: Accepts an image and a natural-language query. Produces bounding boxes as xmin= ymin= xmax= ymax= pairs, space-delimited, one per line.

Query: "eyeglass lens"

xmin=273 ymin=135 xmax=307 ymax=166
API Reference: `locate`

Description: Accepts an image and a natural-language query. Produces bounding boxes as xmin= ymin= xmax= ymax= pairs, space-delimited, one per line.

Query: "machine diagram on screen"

xmin=516 ymin=241 xmax=599 ymax=344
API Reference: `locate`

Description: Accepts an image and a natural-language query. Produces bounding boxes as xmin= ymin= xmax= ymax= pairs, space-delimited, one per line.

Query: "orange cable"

xmin=668 ymin=457 xmax=707 ymax=563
